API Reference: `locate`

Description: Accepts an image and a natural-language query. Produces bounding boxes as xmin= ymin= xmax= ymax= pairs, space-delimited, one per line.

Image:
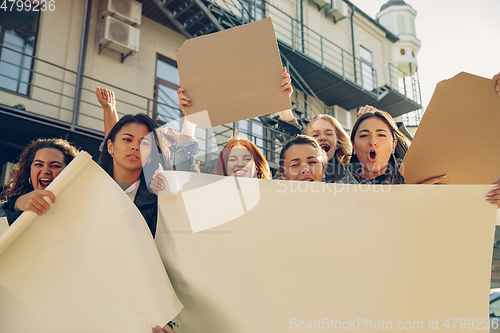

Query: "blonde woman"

xmin=304 ymin=114 xmax=351 ymax=182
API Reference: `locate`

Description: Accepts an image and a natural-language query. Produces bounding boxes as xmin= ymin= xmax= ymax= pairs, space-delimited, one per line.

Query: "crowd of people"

xmin=1 ymin=70 xmax=499 ymax=333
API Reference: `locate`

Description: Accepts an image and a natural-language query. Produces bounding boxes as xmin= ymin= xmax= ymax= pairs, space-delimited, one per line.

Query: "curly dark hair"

xmin=1 ymin=138 xmax=79 ymax=200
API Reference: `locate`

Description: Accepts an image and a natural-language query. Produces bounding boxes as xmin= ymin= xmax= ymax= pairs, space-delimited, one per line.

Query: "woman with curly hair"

xmin=1 ymin=138 xmax=79 ymax=225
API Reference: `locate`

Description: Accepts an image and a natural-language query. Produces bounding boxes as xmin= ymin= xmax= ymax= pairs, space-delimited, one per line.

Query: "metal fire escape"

xmin=148 ymin=0 xmax=328 ymax=124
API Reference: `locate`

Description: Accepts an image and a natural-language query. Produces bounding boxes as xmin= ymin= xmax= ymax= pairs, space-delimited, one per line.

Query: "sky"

xmin=352 ymin=0 xmax=500 ymax=111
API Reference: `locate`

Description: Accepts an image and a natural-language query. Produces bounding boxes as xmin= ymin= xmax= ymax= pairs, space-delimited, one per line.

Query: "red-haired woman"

xmin=212 ymin=135 xmax=271 ymax=179
xmin=175 ymin=68 xmax=292 ymax=179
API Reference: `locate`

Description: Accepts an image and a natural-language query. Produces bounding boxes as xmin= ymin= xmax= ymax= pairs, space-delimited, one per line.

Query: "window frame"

xmin=153 ymin=54 xmax=182 ymax=126
xmin=359 ymin=45 xmax=374 ymax=91
xmin=240 ymin=0 xmax=265 ymax=23
xmin=0 ymin=9 xmax=41 ymax=97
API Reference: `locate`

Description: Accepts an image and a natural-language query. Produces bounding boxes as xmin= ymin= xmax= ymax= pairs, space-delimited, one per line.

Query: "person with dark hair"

xmin=340 ymin=111 xmax=444 ymax=185
xmin=279 ymin=135 xmax=327 ymax=182
xmin=95 ymin=87 xmax=199 ymax=174
xmin=98 ymin=113 xmax=170 ymax=238
xmin=98 ymin=113 xmax=180 ymax=333
xmin=1 ymin=138 xmax=79 ymax=225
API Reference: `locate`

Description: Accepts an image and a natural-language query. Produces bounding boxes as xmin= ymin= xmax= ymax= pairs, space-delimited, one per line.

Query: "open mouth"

xmin=234 ymin=169 xmax=247 ymax=177
xmin=320 ymin=144 xmax=330 ymax=153
xmin=368 ymin=150 xmax=377 ymax=162
xmin=127 ymin=154 xmax=139 ymax=161
xmin=39 ymin=178 xmax=53 ymax=189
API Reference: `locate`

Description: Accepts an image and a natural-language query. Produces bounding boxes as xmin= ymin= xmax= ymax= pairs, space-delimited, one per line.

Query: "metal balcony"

xmin=143 ymin=0 xmax=422 ymax=117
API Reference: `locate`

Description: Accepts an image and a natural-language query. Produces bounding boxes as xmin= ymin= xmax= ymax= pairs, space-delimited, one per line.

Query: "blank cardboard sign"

xmin=0 ymin=153 xmax=182 ymax=333
xmin=156 ymin=172 xmax=496 ymax=333
xmin=401 ymin=72 xmax=500 ymax=184
xmin=176 ymin=18 xmax=292 ymax=129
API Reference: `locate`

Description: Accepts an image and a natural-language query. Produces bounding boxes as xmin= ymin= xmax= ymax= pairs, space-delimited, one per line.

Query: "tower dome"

xmin=380 ymin=0 xmax=409 ymax=12
xmin=376 ymin=0 xmax=420 ymax=77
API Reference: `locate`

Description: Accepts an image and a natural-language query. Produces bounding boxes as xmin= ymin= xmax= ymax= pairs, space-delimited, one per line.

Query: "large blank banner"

xmin=0 ymin=152 xmax=182 ymax=333
xmin=156 ymin=172 xmax=496 ymax=333
xmin=0 ymin=217 xmax=7 ymax=236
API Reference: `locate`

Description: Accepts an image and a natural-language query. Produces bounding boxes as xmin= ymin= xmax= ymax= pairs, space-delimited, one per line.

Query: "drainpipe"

xmin=350 ymin=3 xmax=357 ymax=84
xmin=300 ymin=0 xmax=305 ymax=53
xmin=71 ymin=0 xmax=92 ymax=131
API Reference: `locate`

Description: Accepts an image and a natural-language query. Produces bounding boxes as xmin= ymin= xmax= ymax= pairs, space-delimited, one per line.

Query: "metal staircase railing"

xmin=206 ymin=0 xmax=422 ymax=105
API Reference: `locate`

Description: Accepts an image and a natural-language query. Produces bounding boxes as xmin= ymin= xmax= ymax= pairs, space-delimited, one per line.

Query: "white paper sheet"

xmin=156 ymin=172 xmax=496 ymax=333
xmin=0 ymin=152 xmax=182 ymax=333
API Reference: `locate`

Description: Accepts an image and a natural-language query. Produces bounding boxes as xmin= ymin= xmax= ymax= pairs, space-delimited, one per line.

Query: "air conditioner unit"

xmin=100 ymin=15 xmax=140 ymax=54
xmin=312 ymin=0 xmax=330 ymax=8
xmin=328 ymin=0 xmax=348 ymax=20
xmin=1 ymin=162 xmax=15 ymax=187
xmin=103 ymin=0 xmax=142 ymax=26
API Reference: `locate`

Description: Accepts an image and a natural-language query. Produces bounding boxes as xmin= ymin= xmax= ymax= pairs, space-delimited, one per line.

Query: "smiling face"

xmin=107 ymin=122 xmax=153 ymax=181
xmin=226 ymin=144 xmax=257 ymax=178
xmin=308 ymin=119 xmax=338 ymax=161
xmin=30 ymin=148 xmax=67 ymax=190
xmin=282 ymin=144 xmax=324 ymax=182
xmin=352 ymin=117 xmax=397 ymax=180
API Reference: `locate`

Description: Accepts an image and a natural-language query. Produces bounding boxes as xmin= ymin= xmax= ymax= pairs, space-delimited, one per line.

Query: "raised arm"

xmin=278 ymin=66 xmax=297 ymax=123
xmin=95 ymin=87 xmax=119 ymax=138
xmin=176 ymin=86 xmax=196 ymax=145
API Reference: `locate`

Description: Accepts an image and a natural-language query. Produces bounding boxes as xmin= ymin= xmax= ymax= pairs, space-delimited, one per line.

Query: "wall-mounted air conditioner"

xmin=1 ymin=162 xmax=15 ymax=187
xmin=328 ymin=0 xmax=348 ymax=20
xmin=312 ymin=0 xmax=331 ymax=8
xmin=103 ymin=0 xmax=142 ymax=26
xmin=100 ymin=15 xmax=140 ymax=55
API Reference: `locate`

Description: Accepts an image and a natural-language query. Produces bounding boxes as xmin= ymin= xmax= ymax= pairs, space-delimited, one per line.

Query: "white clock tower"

xmin=377 ymin=0 xmax=421 ymax=77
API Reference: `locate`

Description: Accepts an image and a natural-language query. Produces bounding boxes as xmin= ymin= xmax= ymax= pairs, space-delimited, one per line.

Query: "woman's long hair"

xmin=305 ymin=114 xmax=352 ymax=166
xmin=98 ymin=114 xmax=170 ymax=187
xmin=213 ymin=135 xmax=271 ymax=179
xmin=1 ymin=138 xmax=79 ymax=200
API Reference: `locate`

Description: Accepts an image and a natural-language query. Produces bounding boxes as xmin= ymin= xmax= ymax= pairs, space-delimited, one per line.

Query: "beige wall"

xmin=0 ymin=0 xmax=187 ymax=133
xmin=0 ymin=0 xmax=396 ymax=133
xmin=0 ymin=0 xmax=85 ymax=123
xmin=80 ymin=0 xmax=186 ymax=130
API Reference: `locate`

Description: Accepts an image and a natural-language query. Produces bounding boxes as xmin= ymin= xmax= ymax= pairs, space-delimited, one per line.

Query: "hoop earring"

xmin=28 ymin=177 xmax=32 ymax=185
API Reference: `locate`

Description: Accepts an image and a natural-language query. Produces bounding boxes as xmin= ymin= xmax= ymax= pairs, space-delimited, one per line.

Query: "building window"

xmin=240 ymin=0 xmax=265 ymax=23
xmin=0 ymin=9 xmax=39 ymax=95
xmin=397 ymin=15 xmax=405 ymax=34
xmin=359 ymin=46 xmax=374 ymax=91
xmin=410 ymin=17 xmax=416 ymax=36
xmin=154 ymin=55 xmax=182 ymax=129
xmin=238 ymin=117 xmax=267 ymax=156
